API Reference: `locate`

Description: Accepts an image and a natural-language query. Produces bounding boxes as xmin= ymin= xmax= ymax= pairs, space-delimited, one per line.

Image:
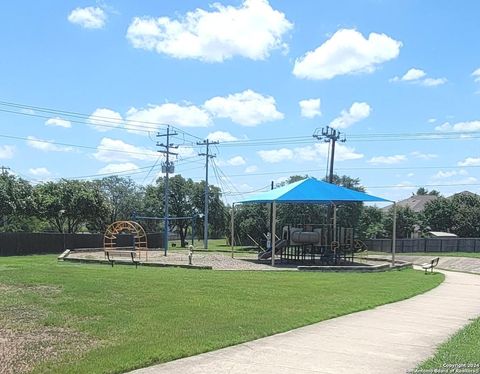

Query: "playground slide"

xmin=258 ymin=239 xmax=287 ymax=260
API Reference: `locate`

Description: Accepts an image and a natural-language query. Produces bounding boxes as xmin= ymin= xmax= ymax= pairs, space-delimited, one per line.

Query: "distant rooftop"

xmin=448 ymin=191 xmax=478 ymax=199
xmin=427 ymin=231 xmax=457 ymax=237
xmin=382 ymin=194 xmax=438 ymax=213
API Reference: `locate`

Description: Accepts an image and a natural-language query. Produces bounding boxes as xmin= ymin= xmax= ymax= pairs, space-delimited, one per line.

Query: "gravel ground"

xmin=67 ymin=250 xmax=296 ymax=270
xmin=66 ymin=250 xmax=386 ymax=270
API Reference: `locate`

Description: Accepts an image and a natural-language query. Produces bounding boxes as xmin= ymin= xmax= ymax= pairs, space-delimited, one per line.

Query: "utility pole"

xmin=1 ymin=166 xmax=10 ymax=229
xmin=197 ymin=139 xmax=218 ymax=250
xmin=313 ymin=127 xmax=346 ymax=238
xmin=313 ymin=126 xmax=346 ymax=183
xmin=0 ymin=166 xmax=10 ymax=176
xmin=157 ymin=126 xmax=178 ymax=256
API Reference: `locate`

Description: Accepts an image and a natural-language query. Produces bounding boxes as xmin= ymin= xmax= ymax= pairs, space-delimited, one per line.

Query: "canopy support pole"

xmin=271 ymin=202 xmax=276 ymax=267
xmin=392 ymin=202 xmax=397 ymax=267
xmin=231 ymin=203 xmax=235 ymax=258
xmin=333 ymin=203 xmax=337 ymax=242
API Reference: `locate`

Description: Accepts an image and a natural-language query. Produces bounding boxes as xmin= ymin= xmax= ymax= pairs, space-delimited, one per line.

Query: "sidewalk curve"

xmin=129 ymin=270 xmax=480 ymax=374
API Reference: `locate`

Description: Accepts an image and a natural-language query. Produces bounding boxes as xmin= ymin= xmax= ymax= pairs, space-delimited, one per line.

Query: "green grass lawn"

xmin=419 ymin=317 xmax=480 ymax=370
xmin=369 ymin=251 xmax=480 ymax=259
xmin=0 ymin=255 xmax=443 ymax=374
xmin=169 ymin=238 xmax=257 ymax=253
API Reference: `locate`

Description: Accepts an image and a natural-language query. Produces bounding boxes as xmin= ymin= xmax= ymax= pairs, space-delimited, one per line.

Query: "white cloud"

xmin=293 ymin=29 xmax=401 ymax=80
xmin=435 ymin=120 xmax=480 ymax=133
xmin=458 ymin=157 xmax=480 ymax=167
xmin=401 ymin=68 xmax=426 ymax=81
xmin=259 ymin=143 xmax=363 ymax=164
xmin=68 ymin=6 xmax=107 ymax=29
xmin=433 ymin=169 xmax=468 ymax=179
xmin=368 ymin=154 xmax=407 ymax=164
xmin=227 ymin=156 xmax=246 ymax=166
xmin=88 ymin=108 xmax=123 ymax=132
xmin=391 ymin=68 xmax=446 ymax=87
xmin=257 ymin=148 xmax=294 ymax=163
xmin=98 ymin=163 xmax=139 ymax=174
xmin=330 ymin=102 xmax=371 ymax=129
xmin=26 ymin=136 xmax=73 ymax=152
xmin=299 ymin=98 xmax=321 ymax=118
xmin=421 ymin=77 xmax=447 ymax=87
xmin=29 ymin=167 xmax=51 ymax=177
xmin=0 ymin=145 xmax=15 ymax=159
xmin=204 ymin=89 xmax=283 ymax=126
xmin=177 ymin=146 xmax=197 ymax=159
xmin=391 ymin=68 xmax=426 ymax=82
xmin=207 ymin=131 xmax=239 ymax=142
xmin=216 ymin=155 xmax=246 ymax=166
xmin=126 ymin=103 xmax=211 ymax=131
xmin=472 ymin=68 xmax=480 ymax=83
xmin=294 ymin=142 xmax=363 ymax=162
xmin=245 ymin=165 xmax=258 ymax=173
xmin=126 ymin=0 xmax=292 ymax=62
xmin=93 ymin=138 xmax=158 ymax=163
xmin=428 ymin=118 xmax=437 ymax=123
xmin=411 ymin=151 xmax=438 ymax=160
xmin=45 ymin=117 xmax=71 ymax=128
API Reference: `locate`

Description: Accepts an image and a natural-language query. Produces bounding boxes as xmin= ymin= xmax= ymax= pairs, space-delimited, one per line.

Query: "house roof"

xmin=236 ymin=177 xmax=390 ymax=204
xmin=449 ymin=191 xmax=478 ymax=199
xmin=382 ymin=194 xmax=438 ymax=213
xmin=428 ymin=231 xmax=458 ymax=237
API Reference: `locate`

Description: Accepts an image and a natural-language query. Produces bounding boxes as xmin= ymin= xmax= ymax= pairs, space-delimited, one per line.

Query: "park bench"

xmin=104 ymin=249 xmax=139 ymax=268
xmin=421 ymin=257 xmax=440 ymax=274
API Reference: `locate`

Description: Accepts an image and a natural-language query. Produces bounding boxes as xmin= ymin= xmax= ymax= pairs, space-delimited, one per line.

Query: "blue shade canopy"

xmin=236 ymin=178 xmax=391 ymax=204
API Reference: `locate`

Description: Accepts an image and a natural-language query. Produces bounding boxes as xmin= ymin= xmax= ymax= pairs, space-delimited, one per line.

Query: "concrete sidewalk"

xmin=395 ymin=255 xmax=480 ymax=274
xmin=129 ymin=270 xmax=480 ymax=374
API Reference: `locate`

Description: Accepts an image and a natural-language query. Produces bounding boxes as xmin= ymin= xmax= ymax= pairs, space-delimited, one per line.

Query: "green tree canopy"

xmin=34 ymin=179 xmax=110 ymax=233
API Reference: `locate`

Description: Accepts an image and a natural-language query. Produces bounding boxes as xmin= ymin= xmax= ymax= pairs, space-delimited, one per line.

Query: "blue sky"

xmin=1 ymin=0 xmax=480 ymax=202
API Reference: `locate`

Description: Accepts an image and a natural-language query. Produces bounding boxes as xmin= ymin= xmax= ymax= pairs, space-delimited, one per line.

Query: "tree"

xmin=450 ymin=194 xmax=480 ymax=237
xmin=415 ymin=187 xmax=440 ymax=196
xmin=191 ymin=181 xmax=227 ymax=240
xmin=0 ymin=173 xmax=36 ymax=231
xmin=328 ymin=175 xmax=365 ymax=229
xmin=383 ymin=206 xmax=419 ymax=238
xmin=357 ymin=206 xmax=385 ymax=239
xmin=96 ymin=176 xmax=144 ymax=224
xmin=423 ymin=197 xmax=454 ymax=233
xmin=34 ymin=179 xmax=110 ymax=233
xmin=229 ymin=204 xmax=269 ymax=247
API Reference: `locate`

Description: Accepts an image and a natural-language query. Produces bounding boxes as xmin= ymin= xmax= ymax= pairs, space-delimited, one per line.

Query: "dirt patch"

xmin=0 ymin=283 xmax=98 ymax=373
xmin=0 ymin=326 xmax=95 ymax=374
xmin=0 ymin=283 xmax=62 ymax=297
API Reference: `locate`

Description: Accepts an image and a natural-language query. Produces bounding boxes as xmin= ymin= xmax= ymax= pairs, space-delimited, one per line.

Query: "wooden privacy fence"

xmin=0 ymin=232 xmax=163 ymax=256
xmin=364 ymin=238 xmax=480 ymax=253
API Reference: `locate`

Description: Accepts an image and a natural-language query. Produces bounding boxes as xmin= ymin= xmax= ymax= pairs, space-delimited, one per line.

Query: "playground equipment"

xmin=258 ymin=224 xmax=367 ymax=265
xmin=133 ymin=212 xmax=203 ymax=255
xmin=104 ymin=220 xmax=148 ymax=261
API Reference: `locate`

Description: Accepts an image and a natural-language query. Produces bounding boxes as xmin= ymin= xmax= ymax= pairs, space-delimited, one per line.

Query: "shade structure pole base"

xmin=231 ymin=203 xmax=235 ymax=259
xmin=271 ymin=202 xmax=276 ymax=267
xmin=392 ymin=202 xmax=397 ymax=267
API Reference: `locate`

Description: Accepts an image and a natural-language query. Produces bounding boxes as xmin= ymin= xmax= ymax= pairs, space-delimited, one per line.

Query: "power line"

xmin=367 ymin=182 xmax=480 ymax=189
xmin=218 ymin=165 xmax=480 ymax=179
xmin=0 ymin=133 xmax=160 ymax=158
xmin=0 ymin=99 xmax=203 ymax=141
xmin=3 ymin=99 xmax=480 ymax=145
